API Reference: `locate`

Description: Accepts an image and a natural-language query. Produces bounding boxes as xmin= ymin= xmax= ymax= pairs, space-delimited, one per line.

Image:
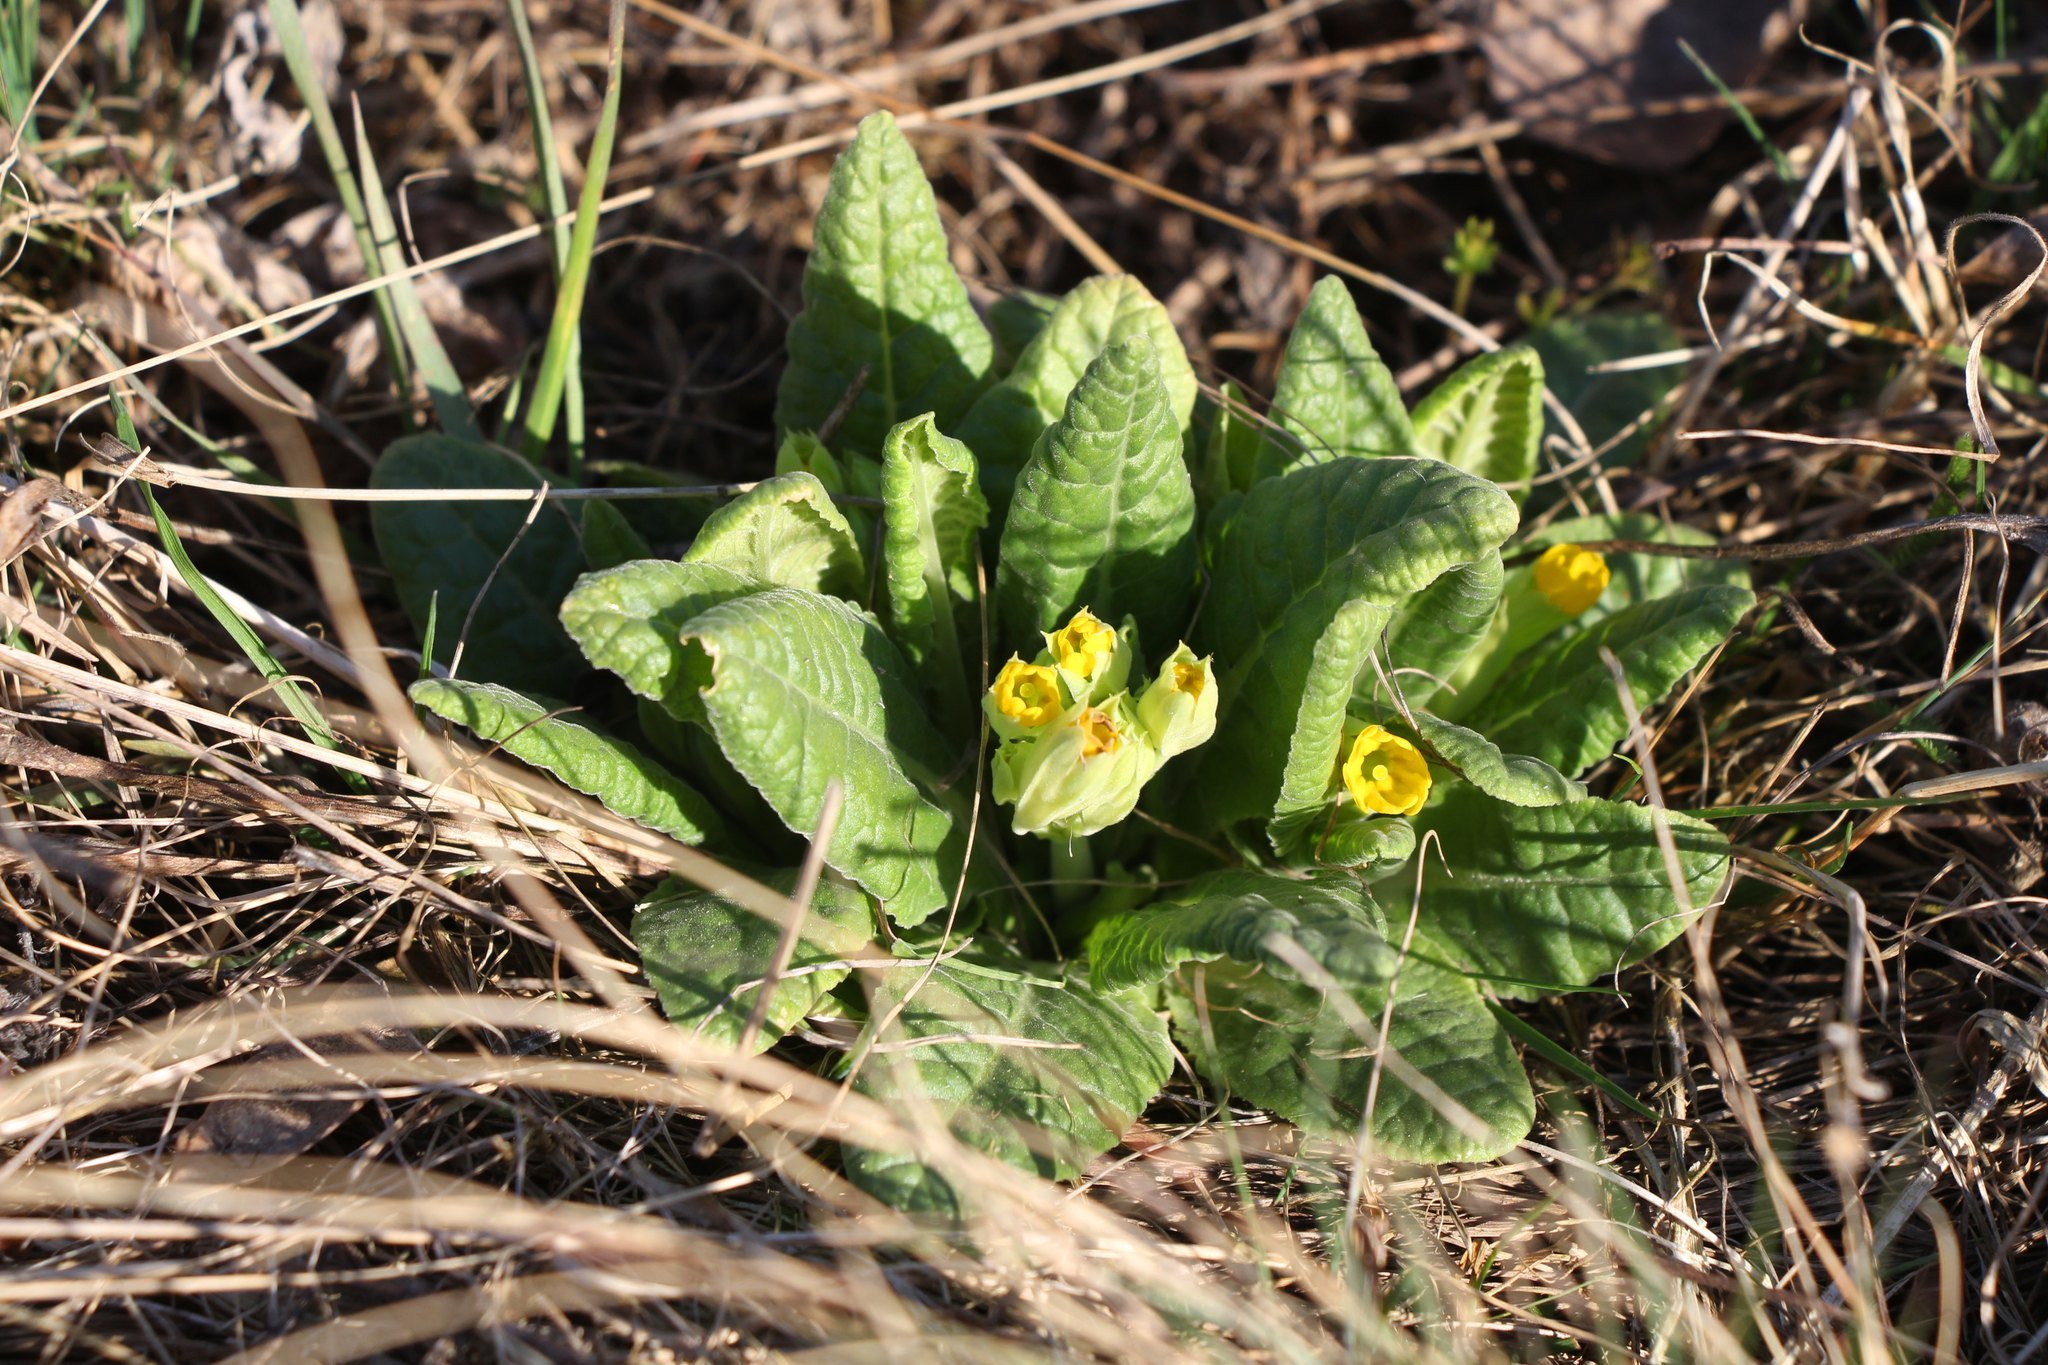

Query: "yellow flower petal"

xmin=1051 ymin=608 xmax=1117 ymax=680
xmin=1533 ymin=543 xmax=1610 ymax=616
xmin=1341 ymin=724 xmax=1431 ymax=817
xmin=991 ymin=658 xmax=1063 ymax=728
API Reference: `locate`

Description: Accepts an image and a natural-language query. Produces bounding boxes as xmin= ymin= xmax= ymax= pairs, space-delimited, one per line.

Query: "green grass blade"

xmin=143 ymin=486 xmax=341 ymax=753
xmin=518 ymin=0 xmax=624 ymax=472
xmin=349 ymin=99 xmax=481 ymax=441
xmin=264 ymin=0 xmax=412 ymax=404
xmin=504 ymin=0 xmax=584 ymax=465
xmin=1677 ymin=38 xmax=1794 ymax=184
xmin=1485 ymin=1001 xmax=1658 ymax=1122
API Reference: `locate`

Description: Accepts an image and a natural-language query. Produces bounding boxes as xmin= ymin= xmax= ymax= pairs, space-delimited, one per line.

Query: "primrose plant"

xmin=375 ymin=112 xmax=1752 ymax=1211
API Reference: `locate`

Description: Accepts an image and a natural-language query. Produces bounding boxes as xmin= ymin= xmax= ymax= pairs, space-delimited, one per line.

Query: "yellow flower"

xmin=1135 ymin=643 xmax=1218 ymax=760
xmin=1533 ymin=543 xmax=1610 ymax=616
xmin=1075 ymin=706 xmax=1121 ymax=758
xmin=988 ymin=657 xmax=1064 ymax=735
xmin=1342 ymin=725 xmax=1432 ymax=817
xmin=1051 ymin=609 xmax=1117 ymax=680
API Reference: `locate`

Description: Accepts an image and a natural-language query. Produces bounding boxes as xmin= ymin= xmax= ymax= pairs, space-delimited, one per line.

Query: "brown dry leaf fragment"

xmin=175 ymin=1022 xmax=416 ymax=1172
xmin=0 ymin=478 xmax=65 ymax=566
xmin=1480 ymin=0 xmax=1804 ymax=170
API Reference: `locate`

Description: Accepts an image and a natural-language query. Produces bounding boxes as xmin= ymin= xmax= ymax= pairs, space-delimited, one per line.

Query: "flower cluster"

xmin=985 ymin=608 xmax=1217 ymax=839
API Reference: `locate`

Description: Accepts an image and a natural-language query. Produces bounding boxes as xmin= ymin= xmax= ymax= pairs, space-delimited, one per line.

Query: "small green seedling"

xmin=374 ymin=112 xmax=1753 ymax=1212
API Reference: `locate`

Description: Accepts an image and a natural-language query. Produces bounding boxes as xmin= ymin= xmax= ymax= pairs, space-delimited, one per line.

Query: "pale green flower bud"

xmin=1136 ymin=644 xmax=1217 ymax=760
xmin=1042 ymin=607 xmax=1132 ymax=705
xmin=991 ymin=694 xmax=1158 ymax=838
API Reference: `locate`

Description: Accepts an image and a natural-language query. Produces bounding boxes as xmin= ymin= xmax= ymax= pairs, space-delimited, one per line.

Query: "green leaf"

xmin=1462 ymin=583 xmax=1752 ymax=778
xmin=1254 ymin=276 xmax=1416 ymax=480
xmin=995 ymin=334 xmax=1197 ymax=645
xmin=1527 ymin=311 xmax=1684 ymax=477
xmin=988 ymin=287 xmax=1058 ymax=371
xmin=635 ymin=875 xmax=875 ymax=1050
xmin=1404 ymin=785 xmax=1731 ymax=998
xmin=411 ymin=677 xmax=721 ymax=845
xmin=1185 ymin=458 xmax=1518 ymax=837
xmin=1169 ymin=955 xmax=1533 ymax=1164
xmin=1372 ymin=549 xmax=1504 ymax=712
xmin=1087 ymin=868 xmax=1399 ymax=992
xmin=1410 ymin=347 xmax=1544 ymax=498
xmin=1309 ymin=806 xmax=1419 ymax=872
xmin=959 ymin=275 xmax=1195 ymax=513
xmin=1407 ymin=713 xmax=1585 ymax=808
xmin=682 ymin=472 xmax=864 ymax=599
xmin=845 ymin=962 xmax=1171 ymax=1212
xmin=369 ymin=435 xmax=583 ymax=694
xmin=675 ymin=588 xmax=963 ymax=926
xmin=880 ymin=414 xmax=987 ymax=711
xmin=1523 ymin=513 xmax=1750 ymax=632
xmin=559 ymin=560 xmax=759 ymax=717
xmin=1128 ymin=869 xmax=1535 ymax=1162
xmin=775 ymin=111 xmax=994 ymax=459
xmin=1193 ymin=380 xmax=1264 ymax=506
xmin=580 ymin=498 xmax=650 ymax=571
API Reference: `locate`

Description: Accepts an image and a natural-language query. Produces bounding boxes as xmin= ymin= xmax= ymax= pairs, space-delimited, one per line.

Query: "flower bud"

xmin=985 ymin=656 xmax=1068 ymax=740
xmin=1043 ymin=607 xmax=1131 ymax=704
xmin=992 ymin=695 xmax=1156 ymax=838
xmin=1341 ymin=724 xmax=1432 ymax=817
xmin=1136 ymin=644 xmax=1218 ymax=760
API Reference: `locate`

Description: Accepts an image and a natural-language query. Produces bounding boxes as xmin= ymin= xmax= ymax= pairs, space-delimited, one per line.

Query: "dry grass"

xmin=2 ymin=0 xmax=2046 ymax=1359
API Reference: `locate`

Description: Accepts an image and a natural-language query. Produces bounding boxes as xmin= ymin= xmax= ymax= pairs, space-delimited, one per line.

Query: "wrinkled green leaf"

xmin=412 ymin=677 xmax=721 ymax=845
xmin=1403 ymin=786 xmax=1729 ymax=998
xmin=1193 ymin=380 xmax=1264 ymax=506
xmin=1371 ymin=549 xmax=1504 ymax=712
xmin=635 ymin=874 xmax=875 ymax=1050
xmin=1462 ymin=583 xmax=1752 ymax=778
xmin=960 ymin=275 xmax=1195 ymax=513
xmin=581 ymin=498 xmax=650 ymax=571
xmin=995 ymin=334 xmax=1197 ymax=644
xmin=1169 ymin=955 xmax=1532 ymax=1164
xmin=845 ymin=962 xmax=1170 ymax=1212
xmin=1410 ymin=347 xmax=1544 ymax=498
xmin=1255 ymin=275 xmax=1415 ymax=480
xmin=1407 ymin=713 xmax=1585 ymax=808
xmin=775 ymin=111 xmax=993 ymax=458
xmin=1185 ymin=458 xmax=1518 ymax=837
xmin=1087 ymin=868 xmax=1399 ymax=992
xmin=683 ymin=472 xmax=864 ymax=599
xmin=676 ymin=588 xmax=962 ymax=925
xmin=370 ymin=435 xmax=583 ymax=694
xmin=1311 ymin=806 xmax=1419 ymax=871
xmin=559 ymin=560 xmax=759 ymax=717
xmin=881 ymin=414 xmax=987 ymax=709
xmin=584 ymin=460 xmax=715 ymax=549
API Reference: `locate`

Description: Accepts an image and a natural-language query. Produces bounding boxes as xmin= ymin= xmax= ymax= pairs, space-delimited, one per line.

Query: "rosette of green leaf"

xmin=411 ymin=677 xmax=722 ymax=846
xmin=666 ymin=589 xmax=963 ymax=926
xmin=370 ymin=435 xmax=583 ymax=694
xmin=1088 ymin=870 xmax=1532 ymax=1163
xmin=1409 ymin=346 xmax=1544 ymax=498
xmin=774 ymin=111 xmax=994 ymax=459
xmin=843 ymin=961 xmax=1171 ymax=1213
xmin=1184 ymin=458 xmax=1517 ymax=847
xmin=1252 ymin=275 xmax=1416 ymax=481
xmin=1398 ymin=786 xmax=1732 ymax=1000
xmin=1460 ymin=582 xmax=1752 ymax=779
xmin=680 ymin=472 xmax=864 ymax=599
xmin=880 ymin=414 xmax=987 ymax=720
xmin=635 ymin=875 xmax=875 ymax=1051
xmin=995 ymin=334 xmax=1198 ymax=646
xmin=958 ymin=275 xmax=1196 ymax=516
